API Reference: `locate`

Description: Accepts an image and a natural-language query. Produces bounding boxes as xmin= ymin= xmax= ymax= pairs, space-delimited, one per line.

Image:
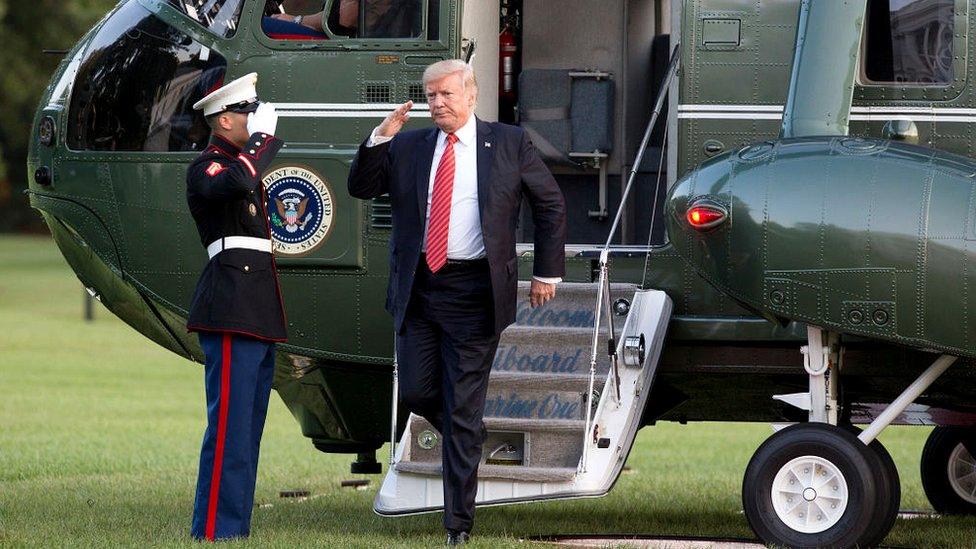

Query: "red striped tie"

xmin=426 ymin=133 xmax=458 ymax=273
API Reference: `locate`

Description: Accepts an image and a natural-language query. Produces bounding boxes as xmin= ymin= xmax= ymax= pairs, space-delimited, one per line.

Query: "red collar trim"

xmin=209 ymin=135 xmax=240 ymax=157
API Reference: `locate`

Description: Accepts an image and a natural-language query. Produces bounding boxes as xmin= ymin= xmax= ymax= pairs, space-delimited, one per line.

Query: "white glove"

xmin=247 ymin=102 xmax=278 ymax=137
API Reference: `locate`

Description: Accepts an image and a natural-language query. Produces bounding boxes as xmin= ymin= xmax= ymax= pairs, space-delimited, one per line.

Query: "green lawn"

xmin=1 ymin=234 xmax=975 ymax=547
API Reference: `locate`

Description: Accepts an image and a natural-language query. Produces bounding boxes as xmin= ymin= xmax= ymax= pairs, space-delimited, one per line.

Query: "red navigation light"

xmin=686 ymin=203 xmax=727 ymax=230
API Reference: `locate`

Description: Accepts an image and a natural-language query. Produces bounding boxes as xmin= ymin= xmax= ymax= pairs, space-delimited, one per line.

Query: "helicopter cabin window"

xmin=862 ymin=0 xmax=954 ymax=85
xmin=167 ymin=0 xmax=246 ymax=37
xmin=261 ymin=0 xmax=435 ymax=40
xmin=67 ymin=1 xmax=227 ymax=152
xmin=326 ymin=0 xmax=430 ymax=39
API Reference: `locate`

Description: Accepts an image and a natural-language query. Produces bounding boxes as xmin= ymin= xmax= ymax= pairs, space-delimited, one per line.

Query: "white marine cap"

xmin=192 ymin=72 xmax=260 ymax=117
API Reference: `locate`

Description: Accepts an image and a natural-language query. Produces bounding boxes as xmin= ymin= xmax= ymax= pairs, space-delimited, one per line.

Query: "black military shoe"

xmin=446 ymin=530 xmax=470 ymax=545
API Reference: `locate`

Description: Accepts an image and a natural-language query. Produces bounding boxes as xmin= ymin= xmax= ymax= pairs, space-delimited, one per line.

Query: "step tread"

xmin=500 ymin=325 xmax=613 ymax=336
xmin=395 ymin=461 xmax=578 ymax=482
xmin=489 ymin=370 xmax=593 ymax=386
xmin=516 ymin=280 xmax=638 ymax=290
xmin=484 ymin=416 xmax=586 ymax=432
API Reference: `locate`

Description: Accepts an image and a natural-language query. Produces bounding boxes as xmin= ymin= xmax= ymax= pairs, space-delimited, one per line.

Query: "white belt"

xmin=207 ymin=236 xmax=273 ymax=259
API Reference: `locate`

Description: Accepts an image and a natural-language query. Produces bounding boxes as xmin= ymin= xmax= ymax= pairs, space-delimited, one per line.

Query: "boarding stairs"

xmin=394 ymin=281 xmax=635 ymax=482
xmin=374 ymin=280 xmax=672 ymax=514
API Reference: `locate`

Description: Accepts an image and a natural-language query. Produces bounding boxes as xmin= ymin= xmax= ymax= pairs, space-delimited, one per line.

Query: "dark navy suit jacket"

xmin=348 ymin=118 xmax=567 ymax=335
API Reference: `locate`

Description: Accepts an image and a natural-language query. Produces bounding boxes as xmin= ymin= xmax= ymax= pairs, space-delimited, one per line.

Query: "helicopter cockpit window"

xmin=862 ymin=0 xmax=954 ymax=85
xmin=166 ymin=0 xmax=246 ymax=38
xmin=67 ymin=1 xmax=227 ymax=152
xmin=326 ymin=0 xmax=427 ymax=39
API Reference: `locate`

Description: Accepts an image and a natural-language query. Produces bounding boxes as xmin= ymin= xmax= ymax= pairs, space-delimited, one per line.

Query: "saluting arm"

xmin=348 ymin=101 xmax=413 ymax=199
xmin=519 ymin=129 xmax=568 ymax=279
xmin=348 ymin=137 xmax=393 ymax=199
xmin=190 ymin=133 xmax=283 ymax=201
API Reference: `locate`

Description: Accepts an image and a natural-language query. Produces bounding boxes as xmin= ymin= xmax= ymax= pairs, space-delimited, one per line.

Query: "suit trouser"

xmin=396 ymin=260 xmax=501 ymax=532
xmin=191 ymin=332 xmax=276 ymax=541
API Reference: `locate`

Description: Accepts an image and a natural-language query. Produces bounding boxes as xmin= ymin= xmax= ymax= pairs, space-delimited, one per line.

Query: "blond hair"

xmin=422 ymin=59 xmax=478 ymax=96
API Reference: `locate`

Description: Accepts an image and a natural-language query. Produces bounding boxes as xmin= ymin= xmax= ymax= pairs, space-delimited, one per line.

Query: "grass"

xmin=1 ymin=234 xmax=975 ymax=547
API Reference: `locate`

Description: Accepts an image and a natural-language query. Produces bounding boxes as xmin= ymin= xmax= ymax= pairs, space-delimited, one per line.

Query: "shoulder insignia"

xmin=206 ymin=162 xmax=226 ymax=177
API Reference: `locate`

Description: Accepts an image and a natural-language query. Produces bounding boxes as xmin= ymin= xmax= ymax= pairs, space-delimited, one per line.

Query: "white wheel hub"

xmin=771 ymin=455 xmax=849 ymax=534
xmin=947 ymin=443 xmax=976 ymax=503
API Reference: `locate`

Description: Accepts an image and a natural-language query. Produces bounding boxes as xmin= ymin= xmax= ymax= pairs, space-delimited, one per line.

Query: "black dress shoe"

xmin=446 ymin=530 xmax=470 ymax=545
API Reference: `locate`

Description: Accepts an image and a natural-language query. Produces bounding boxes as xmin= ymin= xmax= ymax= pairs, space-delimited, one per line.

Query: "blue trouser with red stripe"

xmin=191 ymin=332 xmax=276 ymax=541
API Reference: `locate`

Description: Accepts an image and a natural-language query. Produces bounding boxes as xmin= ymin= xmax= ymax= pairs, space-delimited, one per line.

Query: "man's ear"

xmin=217 ymin=113 xmax=234 ymax=132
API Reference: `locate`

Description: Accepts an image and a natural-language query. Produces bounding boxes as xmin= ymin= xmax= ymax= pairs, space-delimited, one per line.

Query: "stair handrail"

xmin=580 ymin=45 xmax=679 ymax=474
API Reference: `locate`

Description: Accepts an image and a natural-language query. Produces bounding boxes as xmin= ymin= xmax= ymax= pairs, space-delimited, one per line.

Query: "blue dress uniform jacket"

xmin=186 ymin=134 xmax=287 ymax=341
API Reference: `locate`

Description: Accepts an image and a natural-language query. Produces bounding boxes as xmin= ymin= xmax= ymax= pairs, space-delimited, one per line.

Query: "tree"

xmin=0 ymin=0 xmax=116 ymax=232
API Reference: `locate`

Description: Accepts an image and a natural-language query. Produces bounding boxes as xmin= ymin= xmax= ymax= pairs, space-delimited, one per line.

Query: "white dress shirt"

xmin=367 ymin=117 xmax=561 ymax=284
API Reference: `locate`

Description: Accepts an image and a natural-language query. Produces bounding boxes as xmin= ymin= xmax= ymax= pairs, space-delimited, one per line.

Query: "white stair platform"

xmin=374 ymin=289 xmax=672 ymax=516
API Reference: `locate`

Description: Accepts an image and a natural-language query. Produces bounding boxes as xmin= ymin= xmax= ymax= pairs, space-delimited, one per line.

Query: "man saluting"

xmin=184 ymin=73 xmax=285 ymax=541
xmin=348 ymin=59 xmax=567 ymax=545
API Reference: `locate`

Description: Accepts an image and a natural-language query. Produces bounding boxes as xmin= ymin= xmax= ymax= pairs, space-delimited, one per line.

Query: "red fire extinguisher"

xmin=499 ymin=23 xmax=517 ymax=102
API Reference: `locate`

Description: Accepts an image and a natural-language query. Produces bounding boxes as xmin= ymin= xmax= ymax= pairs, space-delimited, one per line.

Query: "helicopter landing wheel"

xmin=843 ymin=425 xmax=900 ymax=548
xmin=921 ymin=426 xmax=976 ymax=515
xmin=742 ymin=423 xmax=891 ymax=548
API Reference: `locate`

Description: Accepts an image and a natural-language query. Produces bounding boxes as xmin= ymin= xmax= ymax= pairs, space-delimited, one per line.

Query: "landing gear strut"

xmin=743 ymin=325 xmax=957 ymax=548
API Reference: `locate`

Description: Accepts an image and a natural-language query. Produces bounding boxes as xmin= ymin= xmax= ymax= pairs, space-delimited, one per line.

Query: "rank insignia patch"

xmin=205 ymin=162 xmax=225 ymax=177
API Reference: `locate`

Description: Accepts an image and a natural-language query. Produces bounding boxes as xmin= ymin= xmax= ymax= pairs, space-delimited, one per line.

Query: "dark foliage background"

xmin=0 ymin=0 xmax=117 ymax=232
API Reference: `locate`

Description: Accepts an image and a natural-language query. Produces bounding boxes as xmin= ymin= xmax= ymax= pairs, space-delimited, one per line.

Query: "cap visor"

xmin=227 ymin=102 xmax=260 ymax=114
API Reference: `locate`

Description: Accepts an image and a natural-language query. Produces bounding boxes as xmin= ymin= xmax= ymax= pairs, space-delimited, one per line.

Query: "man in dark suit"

xmin=348 ymin=59 xmax=566 ymax=544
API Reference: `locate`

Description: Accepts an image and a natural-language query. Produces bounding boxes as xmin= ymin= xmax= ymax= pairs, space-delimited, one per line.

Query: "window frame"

xmin=164 ymin=0 xmax=248 ymax=39
xmin=856 ymin=0 xmax=968 ymax=100
xmin=63 ymin=0 xmax=229 ymax=154
xmin=253 ymin=0 xmax=450 ymax=51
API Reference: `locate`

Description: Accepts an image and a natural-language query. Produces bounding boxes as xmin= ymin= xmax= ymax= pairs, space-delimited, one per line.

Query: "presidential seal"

xmin=263 ymin=166 xmax=335 ymax=256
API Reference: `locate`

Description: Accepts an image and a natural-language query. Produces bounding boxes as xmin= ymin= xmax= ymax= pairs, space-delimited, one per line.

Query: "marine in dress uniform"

xmin=184 ymin=73 xmax=286 ymax=541
xmin=348 ymin=60 xmax=566 ymax=545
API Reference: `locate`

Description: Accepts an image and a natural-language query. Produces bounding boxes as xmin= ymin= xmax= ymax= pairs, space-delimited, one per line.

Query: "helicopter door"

xmin=374 ymin=287 xmax=671 ymax=515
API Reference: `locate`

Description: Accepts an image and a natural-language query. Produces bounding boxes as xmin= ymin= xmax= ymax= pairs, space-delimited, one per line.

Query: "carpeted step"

xmin=488 ymin=371 xmax=592 ymax=389
xmin=395 ymin=460 xmax=578 ymax=482
xmin=513 ymin=281 xmax=638 ymax=329
xmin=493 ymin=326 xmax=614 ymax=376
xmin=483 ymin=385 xmax=587 ymax=421
xmin=403 ymin=416 xmax=587 ymax=470
xmin=484 ymin=416 xmax=585 ymax=432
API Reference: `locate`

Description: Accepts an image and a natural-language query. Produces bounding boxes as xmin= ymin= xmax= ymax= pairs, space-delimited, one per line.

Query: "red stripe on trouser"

xmin=205 ymin=333 xmax=233 ymax=540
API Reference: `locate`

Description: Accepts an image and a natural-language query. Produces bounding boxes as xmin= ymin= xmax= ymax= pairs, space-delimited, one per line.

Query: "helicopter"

xmin=26 ymin=0 xmax=976 ymax=545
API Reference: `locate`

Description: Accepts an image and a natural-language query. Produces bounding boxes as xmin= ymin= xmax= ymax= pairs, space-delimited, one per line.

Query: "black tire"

xmin=920 ymin=426 xmax=976 ymax=515
xmin=855 ymin=432 xmax=901 ymax=548
xmin=742 ymin=423 xmax=879 ymax=549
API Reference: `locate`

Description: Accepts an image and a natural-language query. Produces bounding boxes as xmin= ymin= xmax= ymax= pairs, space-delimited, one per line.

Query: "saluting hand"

xmin=247 ymin=102 xmax=278 ymax=137
xmin=377 ymin=101 xmax=414 ymax=138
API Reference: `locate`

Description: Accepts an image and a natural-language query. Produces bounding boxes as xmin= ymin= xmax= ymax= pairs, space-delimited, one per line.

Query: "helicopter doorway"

xmin=501 ymin=0 xmax=671 ymax=247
